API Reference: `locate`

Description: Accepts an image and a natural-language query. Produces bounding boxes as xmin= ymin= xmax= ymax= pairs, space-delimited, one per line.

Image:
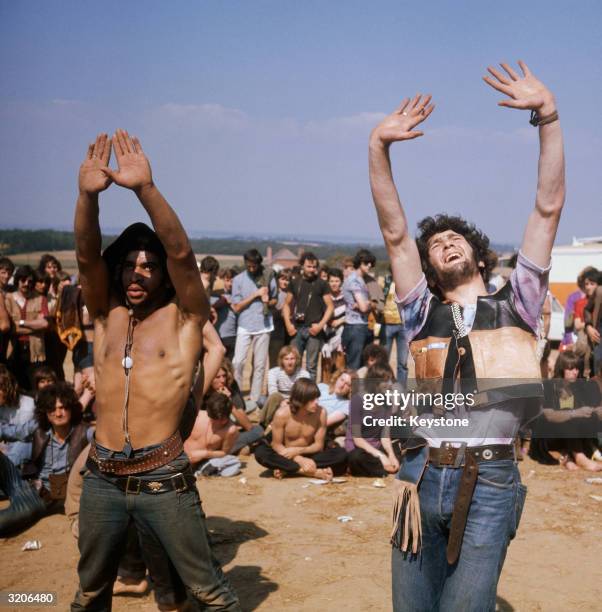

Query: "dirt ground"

xmin=2 ymin=454 xmax=601 ymax=612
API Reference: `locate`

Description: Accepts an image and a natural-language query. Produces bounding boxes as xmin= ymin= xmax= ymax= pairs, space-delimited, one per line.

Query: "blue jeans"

xmin=72 ymin=444 xmax=240 ymax=611
xmin=342 ymin=324 xmax=370 ymax=370
xmin=381 ymin=323 xmax=409 ymax=386
xmin=392 ymin=458 xmax=526 ymax=612
xmin=294 ymin=326 xmax=324 ymax=380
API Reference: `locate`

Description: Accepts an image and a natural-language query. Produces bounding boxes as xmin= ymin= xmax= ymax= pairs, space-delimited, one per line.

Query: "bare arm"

xmin=282 ymin=291 xmax=297 ymax=336
xmin=353 ymin=291 xmax=371 ymax=314
xmin=201 ymin=322 xmax=226 ymax=397
xmin=221 ymin=426 xmax=239 ymax=454
xmin=483 ymin=61 xmax=565 ymax=268
xmin=0 ymin=293 xmax=10 ymax=333
xmin=101 ymin=130 xmax=209 ymax=321
xmin=74 ymin=134 xmax=112 ymax=319
xmin=369 ymin=95 xmax=435 ymax=298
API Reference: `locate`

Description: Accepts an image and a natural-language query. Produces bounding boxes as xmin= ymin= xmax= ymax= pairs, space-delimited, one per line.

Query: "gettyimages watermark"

xmin=348 ymin=378 xmax=602 ymax=440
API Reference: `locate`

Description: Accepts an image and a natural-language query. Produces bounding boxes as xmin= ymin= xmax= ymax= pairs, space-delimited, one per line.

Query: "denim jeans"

xmin=392 ymin=458 xmax=526 ymax=612
xmin=0 ymin=451 xmax=46 ymax=536
xmin=381 ymin=323 xmax=409 ymax=386
xmin=342 ymin=324 xmax=370 ymax=370
xmin=294 ymin=326 xmax=324 ymax=380
xmin=72 ymin=444 xmax=240 ymax=611
xmin=233 ymin=330 xmax=270 ymax=401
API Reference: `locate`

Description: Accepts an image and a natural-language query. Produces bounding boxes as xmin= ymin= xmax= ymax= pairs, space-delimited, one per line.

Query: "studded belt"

xmin=428 ymin=443 xmax=515 ymax=468
xmin=88 ymin=431 xmax=184 ymax=475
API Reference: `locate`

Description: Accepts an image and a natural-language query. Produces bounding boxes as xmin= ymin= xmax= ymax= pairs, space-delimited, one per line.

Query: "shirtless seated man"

xmin=72 ymin=130 xmax=240 ymax=610
xmin=184 ymin=393 xmax=240 ymax=476
xmin=253 ymin=378 xmax=347 ymax=480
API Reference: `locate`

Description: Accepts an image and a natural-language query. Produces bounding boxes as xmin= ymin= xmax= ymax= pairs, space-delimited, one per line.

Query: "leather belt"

xmin=88 ymin=431 xmax=184 ymax=475
xmin=86 ymin=458 xmax=196 ymax=495
xmin=427 ymin=443 xmax=515 ymax=564
xmin=428 ymin=443 xmax=515 ymax=468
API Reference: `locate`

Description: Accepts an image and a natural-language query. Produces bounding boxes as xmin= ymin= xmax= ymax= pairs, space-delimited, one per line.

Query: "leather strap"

xmin=88 ymin=431 xmax=183 ymax=475
xmin=447 ymin=454 xmax=478 ymax=564
xmin=86 ymin=457 xmax=195 ymax=495
xmin=428 ymin=443 xmax=514 ymax=468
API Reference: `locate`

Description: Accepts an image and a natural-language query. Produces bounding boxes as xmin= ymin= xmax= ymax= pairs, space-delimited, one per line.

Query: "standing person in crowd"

xmin=342 ymin=249 xmax=375 ymax=369
xmin=232 ymin=249 xmax=277 ymax=406
xmin=0 ymin=257 xmax=15 ymax=293
xmin=381 ymin=271 xmax=409 ymax=386
xmin=254 ymin=378 xmax=347 ymax=480
xmin=72 ymin=130 xmax=239 ymax=609
xmin=342 ymin=256 xmax=354 ymax=279
xmin=370 ymin=60 xmax=565 ymax=611
xmin=0 ymin=382 xmax=90 ymax=536
xmin=200 ymin=255 xmax=219 ymax=294
xmin=260 ymin=346 xmax=310 ymax=428
xmin=0 ymin=292 xmax=10 ymax=365
xmin=283 ymin=252 xmax=333 ymax=381
xmin=346 ymin=363 xmax=401 ymax=476
xmin=213 ymin=268 xmax=237 ymax=360
xmin=560 ymin=267 xmax=596 ymax=349
xmin=5 ymin=266 xmax=49 ymax=390
xmin=269 ymin=269 xmax=291 ymax=367
xmin=321 ymin=268 xmax=347 ymax=383
xmin=37 ymin=254 xmax=62 ymax=304
xmin=584 ymin=270 xmax=602 ymax=375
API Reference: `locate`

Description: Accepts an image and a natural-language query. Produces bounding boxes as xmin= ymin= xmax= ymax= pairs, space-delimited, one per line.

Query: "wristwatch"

xmin=19 ymin=319 xmax=25 ymax=327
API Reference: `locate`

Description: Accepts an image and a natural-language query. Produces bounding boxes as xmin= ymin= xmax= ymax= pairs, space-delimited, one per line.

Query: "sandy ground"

xmin=2 ymin=454 xmax=601 ymax=612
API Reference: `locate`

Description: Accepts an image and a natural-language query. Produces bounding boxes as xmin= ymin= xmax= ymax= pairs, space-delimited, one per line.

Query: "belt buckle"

xmin=438 ymin=441 xmax=459 ymax=467
xmin=125 ymin=476 xmax=142 ymax=495
xmin=171 ymin=473 xmax=188 ymax=493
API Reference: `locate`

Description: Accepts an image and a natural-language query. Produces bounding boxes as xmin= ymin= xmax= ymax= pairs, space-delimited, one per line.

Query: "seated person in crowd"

xmin=529 ymin=350 xmax=602 ymax=471
xmin=356 ymin=343 xmax=389 ymax=379
xmin=0 ymin=365 xmax=36 ymax=469
xmin=346 ymin=363 xmax=402 ymax=477
xmin=184 ymin=393 xmax=241 ymax=477
xmin=0 ymin=382 xmax=89 ymax=536
xmin=254 ymin=378 xmax=347 ymax=480
xmin=259 ymin=346 xmax=309 ymax=427
xmin=206 ymin=357 xmax=264 ymax=454
xmin=317 ymin=368 xmax=355 ymax=429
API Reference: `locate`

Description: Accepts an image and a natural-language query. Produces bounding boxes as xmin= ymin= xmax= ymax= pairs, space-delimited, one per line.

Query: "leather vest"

xmin=22 ymin=423 xmax=89 ymax=479
xmin=409 ymin=282 xmax=543 ymax=413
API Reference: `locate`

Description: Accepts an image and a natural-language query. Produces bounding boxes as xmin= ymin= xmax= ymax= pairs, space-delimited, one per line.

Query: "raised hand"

xmin=102 ymin=129 xmax=153 ymax=191
xmin=483 ymin=61 xmax=555 ymax=114
xmin=371 ymin=94 xmax=435 ymax=146
xmin=78 ymin=133 xmax=112 ymax=195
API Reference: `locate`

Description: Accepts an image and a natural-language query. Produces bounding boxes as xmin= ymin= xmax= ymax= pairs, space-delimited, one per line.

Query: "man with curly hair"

xmin=369 ymin=61 xmax=565 ymax=611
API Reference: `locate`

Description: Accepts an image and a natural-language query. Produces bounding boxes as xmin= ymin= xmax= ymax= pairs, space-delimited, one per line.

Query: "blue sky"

xmin=1 ymin=0 xmax=600 ymax=245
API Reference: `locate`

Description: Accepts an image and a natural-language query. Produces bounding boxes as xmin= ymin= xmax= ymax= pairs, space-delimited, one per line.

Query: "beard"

xmin=435 ymin=257 xmax=479 ymax=292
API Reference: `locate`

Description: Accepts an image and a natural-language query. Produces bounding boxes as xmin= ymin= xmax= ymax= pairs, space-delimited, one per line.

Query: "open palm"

xmin=373 ymin=94 xmax=435 ymax=145
xmin=78 ymin=134 xmax=112 ymax=194
xmin=102 ymin=129 xmax=153 ymax=191
xmin=483 ymin=61 xmax=553 ymax=111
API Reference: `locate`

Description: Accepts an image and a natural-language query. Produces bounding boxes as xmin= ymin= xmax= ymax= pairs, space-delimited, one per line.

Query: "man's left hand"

xmin=483 ymin=60 xmax=556 ymax=115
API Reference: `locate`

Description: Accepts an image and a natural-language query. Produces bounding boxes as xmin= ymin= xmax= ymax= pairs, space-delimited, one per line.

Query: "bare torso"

xmin=279 ymin=404 xmax=322 ymax=447
xmin=184 ymin=411 xmax=235 ymax=454
xmin=93 ymin=300 xmax=202 ymax=450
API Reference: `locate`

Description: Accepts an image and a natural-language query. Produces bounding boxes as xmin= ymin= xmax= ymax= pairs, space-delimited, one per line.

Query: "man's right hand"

xmin=78 ymin=133 xmax=112 ymax=195
xmin=370 ymin=94 xmax=435 ymax=147
xmin=586 ymin=325 xmax=601 ymax=345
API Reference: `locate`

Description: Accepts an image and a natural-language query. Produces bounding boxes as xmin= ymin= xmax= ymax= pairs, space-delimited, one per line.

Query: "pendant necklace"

xmin=121 ymin=307 xmax=137 ymax=457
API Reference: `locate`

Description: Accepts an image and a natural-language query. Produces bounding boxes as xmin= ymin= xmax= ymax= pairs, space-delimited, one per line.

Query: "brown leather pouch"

xmin=49 ymin=472 xmax=69 ymax=500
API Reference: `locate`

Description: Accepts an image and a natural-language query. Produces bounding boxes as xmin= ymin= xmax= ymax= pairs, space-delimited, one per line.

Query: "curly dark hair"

xmin=35 ymin=382 xmax=82 ymax=431
xmin=205 ymin=392 xmax=232 ymax=421
xmin=37 ymin=254 xmax=62 ymax=275
xmin=352 ymin=249 xmax=376 ymax=269
xmin=415 ymin=215 xmax=498 ymax=292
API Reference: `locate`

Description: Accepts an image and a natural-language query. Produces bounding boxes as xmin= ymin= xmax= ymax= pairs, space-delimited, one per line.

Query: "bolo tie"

xmin=121 ymin=307 xmax=137 ymax=457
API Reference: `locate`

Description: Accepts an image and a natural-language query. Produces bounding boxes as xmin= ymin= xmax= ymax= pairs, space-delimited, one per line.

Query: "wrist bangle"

xmin=530 ymin=109 xmax=559 ymax=127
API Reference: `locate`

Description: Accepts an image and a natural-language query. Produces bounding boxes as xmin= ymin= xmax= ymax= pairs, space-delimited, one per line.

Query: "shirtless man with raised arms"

xmin=72 ymin=130 xmax=240 ymax=610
